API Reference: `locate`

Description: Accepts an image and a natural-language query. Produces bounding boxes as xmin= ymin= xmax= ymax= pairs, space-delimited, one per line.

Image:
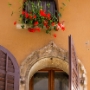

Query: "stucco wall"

xmin=0 ymin=0 xmax=90 ymax=89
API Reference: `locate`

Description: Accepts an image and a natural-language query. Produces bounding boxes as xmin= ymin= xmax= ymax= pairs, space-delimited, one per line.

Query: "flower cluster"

xmin=14 ymin=0 xmax=65 ymax=37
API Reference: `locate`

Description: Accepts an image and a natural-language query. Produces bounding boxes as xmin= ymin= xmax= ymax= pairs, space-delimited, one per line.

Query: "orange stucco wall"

xmin=0 ymin=0 xmax=90 ymax=89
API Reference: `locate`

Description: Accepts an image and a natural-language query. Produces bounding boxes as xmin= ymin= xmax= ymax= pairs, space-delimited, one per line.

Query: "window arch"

xmin=0 ymin=46 xmax=20 ymax=90
xmin=20 ymin=40 xmax=87 ymax=90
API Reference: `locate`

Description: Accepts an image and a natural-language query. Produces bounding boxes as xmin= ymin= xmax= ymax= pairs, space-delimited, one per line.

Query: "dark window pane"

xmin=23 ymin=0 xmax=57 ymax=14
xmin=34 ymin=72 xmax=48 ymax=90
xmin=54 ymin=72 xmax=69 ymax=90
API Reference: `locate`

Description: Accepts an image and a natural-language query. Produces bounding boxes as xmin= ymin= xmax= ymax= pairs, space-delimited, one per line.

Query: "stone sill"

xmin=16 ymin=24 xmax=27 ymax=29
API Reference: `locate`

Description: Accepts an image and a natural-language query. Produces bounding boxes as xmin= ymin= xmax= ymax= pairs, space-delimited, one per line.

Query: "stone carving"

xmin=20 ymin=41 xmax=87 ymax=90
xmin=20 ymin=41 xmax=68 ymax=77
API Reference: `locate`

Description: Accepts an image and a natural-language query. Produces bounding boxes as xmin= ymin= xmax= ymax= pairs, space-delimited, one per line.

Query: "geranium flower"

xmin=29 ymin=15 xmax=32 ymax=19
xmin=22 ymin=11 xmax=25 ymax=15
xmin=53 ymin=34 xmax=57 ymax=38
xmin=25 ymin=12 xmax=29 ymax=18
xmin=46 ymin=25 xmax=49 ymax=29
xmin=51 ymin=22 xmax=55 ymax=26
xmin=14 ymin=21 xmax=17 ymax=25
xmin=40 ymin=9 xmax=46 ymax=17
xmin=46 ymin=13 xmax=51 ymax=19
xmin=58 ymin=22 xmax=65 ymax=31
xmin=35 ymin=27 xmax=41 ymax=32
xmin=34 ymin=21 xmax=39 ymax=26
xmin=33 ymin=15 xmax=36 ymax=19
xmin=28 ymin=28 xmax=35 ymax=32
xmin=43 ymin=20 xmax=48 ymax=26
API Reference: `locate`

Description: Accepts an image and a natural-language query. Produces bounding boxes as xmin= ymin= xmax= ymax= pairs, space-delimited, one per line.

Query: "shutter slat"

xmin=0 ymin=81 xmax=5 ymax=86
xmin=0 ymin=66 xmax=6 ymax=70
xmin=0 ymin=86 xmax=5 ymax=90
xmin=0 ymin=77 xmax=5 ymax=82
xmin=0 ymin=46 xmax=19 ymax=90
xmin=8 ymin=68 xmax=14 ymax=73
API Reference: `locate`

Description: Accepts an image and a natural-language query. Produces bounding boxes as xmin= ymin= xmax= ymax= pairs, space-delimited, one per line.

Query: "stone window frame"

xmin=20 ymin=41 xmax=87 ymax=90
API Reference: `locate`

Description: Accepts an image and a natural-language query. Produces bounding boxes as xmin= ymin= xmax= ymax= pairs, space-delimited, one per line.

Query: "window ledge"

xmin=16 ymin=24 xmax=27 ymax=29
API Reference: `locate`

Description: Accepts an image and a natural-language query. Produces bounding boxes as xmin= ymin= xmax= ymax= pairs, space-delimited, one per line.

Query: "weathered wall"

xmin=0 ymin=0 xmax=90 ymax=89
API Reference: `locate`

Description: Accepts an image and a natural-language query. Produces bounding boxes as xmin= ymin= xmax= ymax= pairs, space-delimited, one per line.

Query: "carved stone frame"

xmin=20 ymin=41 xmax=87 ymax=90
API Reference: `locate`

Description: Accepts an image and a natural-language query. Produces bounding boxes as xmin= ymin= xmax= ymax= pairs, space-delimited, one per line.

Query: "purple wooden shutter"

xmin=0 ymin=46 xmax=20 ymax=90
xmin=69 ymin=35 xmax=79 ymax=90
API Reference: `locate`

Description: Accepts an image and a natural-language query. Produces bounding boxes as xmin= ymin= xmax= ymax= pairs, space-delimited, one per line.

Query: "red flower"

xmin=46 ymin=25 xmax=49 ymax=29
xmin=25 ymin=12 xmax=29 ymax=18
xmin=33 ymin=15 xmax=36 ymax=19
xmin=58 ymin=22 xmax=65 ymax=31
xmin=53 ymin=34 xmax=57 ymax=38
xmin=22 ymin=11 xmax=25 ymax=15
xmin=61 ymin=26 xmax=65 ymax=31
xmin=43 ymin=20 xmax=48 ymax=26
xmin=35 ymin=27 xmax=41 ymax=32
xmin=40 ymin=10 xmax=46 ymax=17
xmin=46 ymin=13 xmax=51 ymax=19
xmin=28 ymin=28 xmax=35 ymax=32
xmin=29 ymin=15 xmax=32 ymax=19
xmin=34 ymin=21 xmax=39 ymax=26
xmin=51 ymin=22 xmax=55 ymax=26
xmin=14 ymin=21 xmax=17 ymax=25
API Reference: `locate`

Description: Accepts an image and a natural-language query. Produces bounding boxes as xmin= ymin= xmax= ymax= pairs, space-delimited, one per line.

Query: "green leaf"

xmin=60 ymin=7 xmax=64 ymax=11
xmin=21 ymin=25 xmax=25 ymax=29
xmin=11 ymin=11 xmax=13 ymax=16
xmin=62 ymin=3 xmax=66 ymax=6
xmin=8 ymin=2 xmax=12 ymax=6
xmin=47 ymin=3 xmax=50 ymax=8
xmin=20 ymin=14 xmax=23 ymax=18
xmin=58 ymin=13 xmax=62 ymax=17
xmin=19 ymin=7 xmax=21 ymax=9
xmin=46 ymin=30 xmax=49 ymax=34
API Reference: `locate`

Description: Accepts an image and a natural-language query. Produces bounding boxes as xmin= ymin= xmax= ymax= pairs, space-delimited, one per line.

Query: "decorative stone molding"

xmin=78 ymin=59 xmax=87 ymax=90
xmin=20 ymin=41 xmax=87 ymax=90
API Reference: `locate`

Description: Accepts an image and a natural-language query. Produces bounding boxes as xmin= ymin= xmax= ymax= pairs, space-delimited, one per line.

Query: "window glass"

xmin=33 ymin=72 xmax=48 ymax=90
xmin=54 ymin=72 xmax=69 ymax=90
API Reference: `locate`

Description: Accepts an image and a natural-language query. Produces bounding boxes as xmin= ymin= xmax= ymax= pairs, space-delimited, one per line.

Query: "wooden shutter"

xmin=69 ymin=35 xmax=79 ymax=90
xmin=0 ymin=46 xmax=20 ymax=90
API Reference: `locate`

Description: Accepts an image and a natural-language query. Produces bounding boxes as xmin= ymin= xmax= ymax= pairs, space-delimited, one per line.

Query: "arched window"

xmin=0 ymin=46 xmax=20 ymax=90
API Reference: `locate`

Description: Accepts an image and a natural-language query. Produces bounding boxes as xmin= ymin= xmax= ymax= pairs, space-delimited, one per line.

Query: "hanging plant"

xmin=9 ymin=0 xmax=69 ymax=37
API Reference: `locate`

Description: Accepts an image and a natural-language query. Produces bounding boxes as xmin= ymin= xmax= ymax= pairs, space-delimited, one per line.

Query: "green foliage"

xmin=8 ymin=2 xmax=12 ymax=6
